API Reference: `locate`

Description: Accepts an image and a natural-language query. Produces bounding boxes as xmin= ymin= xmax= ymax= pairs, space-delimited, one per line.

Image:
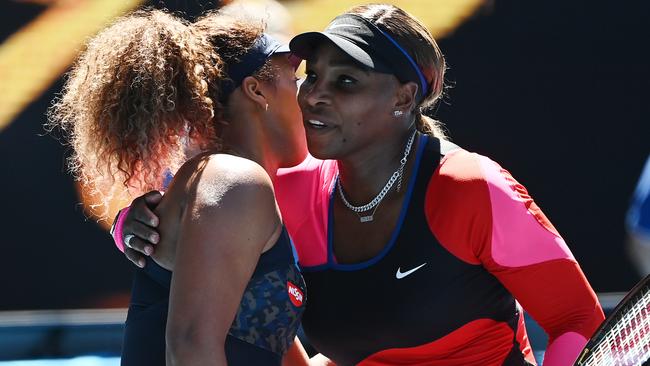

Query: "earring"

xmin=265 ymin=103 xmax=269 ymax=111
xmin=393 ymin=110 xmax=403 ymax=117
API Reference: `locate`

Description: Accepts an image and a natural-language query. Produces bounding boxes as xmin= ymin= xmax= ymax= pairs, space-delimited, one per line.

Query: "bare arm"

xmin=282 ymin=338 xmax=310 ymax=366
xmin=309 ymin=354 xmax=337 ymax=366
xmin=282 ymin=338 xmax=336 ymax=366
xmin=165 ymin=155 xmax=281 ymax=366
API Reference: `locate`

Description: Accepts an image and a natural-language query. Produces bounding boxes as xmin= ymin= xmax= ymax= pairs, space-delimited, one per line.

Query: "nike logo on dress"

xmin=395 ymin=263 xmax=427 ymax=279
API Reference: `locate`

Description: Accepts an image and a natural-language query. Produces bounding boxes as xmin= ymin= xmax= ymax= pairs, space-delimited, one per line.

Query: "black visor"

xmin=290 ymin=14 xmax=429 ymax=101
xmin=220 ymin=33 xmax=290 ymax=101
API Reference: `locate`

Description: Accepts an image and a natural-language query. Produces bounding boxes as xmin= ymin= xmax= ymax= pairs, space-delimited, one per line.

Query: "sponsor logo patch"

xmin=287 ymin=281 xmax=304 ymax=307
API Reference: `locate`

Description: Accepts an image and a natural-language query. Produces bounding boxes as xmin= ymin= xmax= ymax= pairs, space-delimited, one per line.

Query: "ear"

xmin=240 ymin=76 xmax=268 ymax=110
xmin=393 ymin=81 xmax=418 ymax=113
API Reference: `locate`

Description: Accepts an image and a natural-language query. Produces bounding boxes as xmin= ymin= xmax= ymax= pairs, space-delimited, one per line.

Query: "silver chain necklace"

xmin=337 ymin=129 xmax=417 ymax=223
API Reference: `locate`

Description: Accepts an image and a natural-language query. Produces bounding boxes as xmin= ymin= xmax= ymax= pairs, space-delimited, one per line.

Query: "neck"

xmin=337 ymin=128 xmax=417 ymax=205
xmin=220 ymin=109 xmax=280 ymax=181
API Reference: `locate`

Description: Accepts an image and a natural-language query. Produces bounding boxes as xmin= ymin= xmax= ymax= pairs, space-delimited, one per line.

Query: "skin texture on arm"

xmin=282 ymin=338 xmax=337 ymax=366
xmin=283 ymin=338 xmax=310 ymax=366
xmin=165 ymin=153 xmax=282 ymax=366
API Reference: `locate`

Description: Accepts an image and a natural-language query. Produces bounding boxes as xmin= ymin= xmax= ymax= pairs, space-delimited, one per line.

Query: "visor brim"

xmin=290 ymin=32 xmax=389 ymax=71
xmin=272 ymin=43 xmax=291 ymax=54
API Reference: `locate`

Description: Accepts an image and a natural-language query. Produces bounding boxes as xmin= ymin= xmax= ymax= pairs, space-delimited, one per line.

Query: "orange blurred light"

xmin=0 ymin=0 xmax=143 ymax=133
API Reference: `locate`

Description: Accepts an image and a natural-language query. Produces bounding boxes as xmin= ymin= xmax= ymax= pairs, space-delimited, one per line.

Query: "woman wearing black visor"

xmin=114 ymin=4 xmax=604 ymax=366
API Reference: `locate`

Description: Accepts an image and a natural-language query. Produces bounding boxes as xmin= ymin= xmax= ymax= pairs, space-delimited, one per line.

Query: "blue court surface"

xmin=0 ymin=294 xmax=623 ymax=365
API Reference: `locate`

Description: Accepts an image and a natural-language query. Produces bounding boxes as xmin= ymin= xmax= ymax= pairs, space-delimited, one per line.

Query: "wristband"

xmin=111 ymin=206 xmax=131 ymax=253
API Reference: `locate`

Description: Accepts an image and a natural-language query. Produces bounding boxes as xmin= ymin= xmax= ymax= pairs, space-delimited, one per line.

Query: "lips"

xmin=303 ymin=113 xmax=335 ymax=129
xmin=306 ymin=119 xmax=327 ymax=129
xmin=302 ymin=114 xmax=337 ymax=156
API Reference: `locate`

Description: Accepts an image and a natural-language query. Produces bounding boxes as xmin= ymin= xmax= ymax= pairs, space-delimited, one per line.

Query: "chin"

xmin=306 ymin=143 xmax=338 ymax=161
xmin=279 ymin=147 xmax=310 ymax=168
xmin=303 ymin=129 xmax=343 ymax=160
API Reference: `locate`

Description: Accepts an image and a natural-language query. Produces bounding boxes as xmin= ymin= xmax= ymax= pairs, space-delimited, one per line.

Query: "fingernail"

xmin=138 ymin=259 xmax=146 ymax=268
xmin=151 ymin=234 xmax=159 ymax=244
xmin=144 ymin=246 xmax=153 ymax=255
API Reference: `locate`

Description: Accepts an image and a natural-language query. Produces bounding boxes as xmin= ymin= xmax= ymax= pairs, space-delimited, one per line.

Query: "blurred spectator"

xmin=145 ymin=0 xmax=293 ymax=39
xmin=220 ymin=0 xmax=294 ymax=41
xmin=627 ymin=156 xmax=650 ymax=276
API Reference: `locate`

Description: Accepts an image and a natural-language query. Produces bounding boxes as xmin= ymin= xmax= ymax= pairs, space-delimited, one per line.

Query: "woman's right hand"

xmin=121 ymin=191 xmax=163 ymax=268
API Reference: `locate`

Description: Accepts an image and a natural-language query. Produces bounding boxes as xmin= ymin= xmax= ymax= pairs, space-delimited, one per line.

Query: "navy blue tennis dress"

xmin=120 ymin=227 xmax=306 ymax=365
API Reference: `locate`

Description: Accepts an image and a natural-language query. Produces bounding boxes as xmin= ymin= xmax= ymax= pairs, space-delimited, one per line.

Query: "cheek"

xmin=270 ymin=80 xmax=296 ymax=107
xmin=280 ymin=84 xmax=299 ymax=111
xmin=296 ymin=97 xmax=308 ymax=114
xmin=286 ymin=82 xmax=299 ymax=102
xmin=297 ymin=83 xmax=310 ymax=105
xmin=343 ymin=98 xmax=391 ymax=130
xmin=274 ymin=85 xmax=302 ymax=127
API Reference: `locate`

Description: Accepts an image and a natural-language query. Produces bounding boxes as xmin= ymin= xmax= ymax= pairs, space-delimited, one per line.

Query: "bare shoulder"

xmin=179 ymin=152 xmax=275 ymax=212
xmin=168 ymin=152 xmax=280 ymax=252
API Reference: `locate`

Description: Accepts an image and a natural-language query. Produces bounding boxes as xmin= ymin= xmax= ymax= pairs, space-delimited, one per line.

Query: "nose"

xmin=299 ymin=79 xmax=329 ymax=109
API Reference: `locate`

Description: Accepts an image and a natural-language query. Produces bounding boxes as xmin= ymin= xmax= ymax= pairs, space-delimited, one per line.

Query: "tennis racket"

xmin=574 ymin=274 xmax=650 ymax=366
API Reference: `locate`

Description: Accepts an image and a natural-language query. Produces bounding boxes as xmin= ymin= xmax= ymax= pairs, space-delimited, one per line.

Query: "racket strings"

xmin=582 ymin=285 xmax=650 ymax=365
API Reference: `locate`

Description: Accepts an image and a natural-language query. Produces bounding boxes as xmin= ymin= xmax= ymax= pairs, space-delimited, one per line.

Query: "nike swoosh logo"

xmin=395 ymin=263 xmax=427 ymax=279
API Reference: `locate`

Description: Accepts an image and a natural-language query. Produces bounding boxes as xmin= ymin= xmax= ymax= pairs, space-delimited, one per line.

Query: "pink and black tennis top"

xmin=274 ymin=134 xmax=604 ymax=365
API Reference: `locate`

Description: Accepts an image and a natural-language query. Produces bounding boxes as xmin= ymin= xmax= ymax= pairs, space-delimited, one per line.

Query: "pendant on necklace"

xmin=359 ymin=215 xmax=374 ymax=223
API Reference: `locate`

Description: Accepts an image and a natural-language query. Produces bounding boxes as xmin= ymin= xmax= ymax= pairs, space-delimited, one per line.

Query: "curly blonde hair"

xmin=47 ymin=9 xmax=219 ymax=212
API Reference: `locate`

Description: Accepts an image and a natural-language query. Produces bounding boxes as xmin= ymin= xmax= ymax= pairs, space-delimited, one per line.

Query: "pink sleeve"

xmin=275 ymin=156 xmax=338 ymax=267
xmin=476 ymin=156 xmax=604 ymax=365
xmin=425 ymin=151 xmax=604 ymax=365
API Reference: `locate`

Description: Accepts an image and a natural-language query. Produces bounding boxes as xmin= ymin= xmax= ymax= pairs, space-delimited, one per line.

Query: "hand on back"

xmin=120 ymin=190 xmax=163 ymax=268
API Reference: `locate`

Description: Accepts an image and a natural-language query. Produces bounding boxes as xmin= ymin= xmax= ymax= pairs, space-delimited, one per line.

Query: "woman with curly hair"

xmin=48 ymin=9 xmax=307 ymax=366
xmin=116 ymin=4 xmax=605 ymax=365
